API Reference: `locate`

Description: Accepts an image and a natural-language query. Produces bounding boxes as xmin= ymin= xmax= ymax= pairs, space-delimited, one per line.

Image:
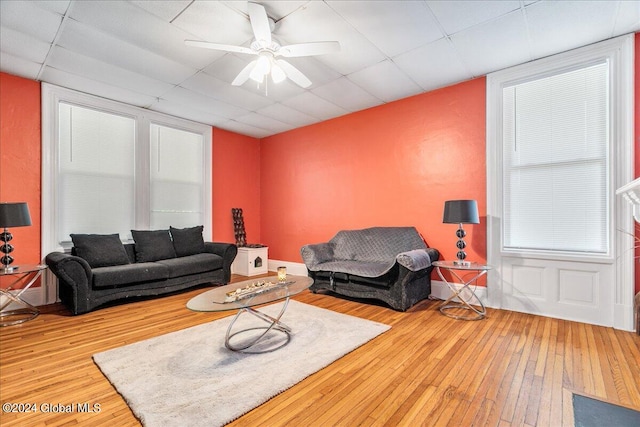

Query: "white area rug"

xmin=93 ymin=300 xmax=390 ymax=427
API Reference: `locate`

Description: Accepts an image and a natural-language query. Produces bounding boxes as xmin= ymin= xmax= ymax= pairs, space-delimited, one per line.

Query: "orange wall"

xmin=212 ymin=128 xmax=261 ymax=244
xmin=260 ymin=77 xmax=487 ymax=265
xmin=0 ymin=72 xmax=41 ymax=275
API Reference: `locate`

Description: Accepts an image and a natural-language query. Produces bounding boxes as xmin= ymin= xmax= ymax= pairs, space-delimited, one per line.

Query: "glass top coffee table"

xmin=187 ymin=275 xmax=312 ymax=353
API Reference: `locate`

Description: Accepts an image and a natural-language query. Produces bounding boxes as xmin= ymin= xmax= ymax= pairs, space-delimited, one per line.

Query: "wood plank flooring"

xmin=1 ymin=275 xmax=639 ymax=426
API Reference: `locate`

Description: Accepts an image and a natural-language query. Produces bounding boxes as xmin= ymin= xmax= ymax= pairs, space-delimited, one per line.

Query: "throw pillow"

xmin=170 ymin=225 xmax=205 ymax=257
xmin=131 ymin=229 xmax=176 ymax=262
xmin=70 ymin=233 xmax=130 ymax=268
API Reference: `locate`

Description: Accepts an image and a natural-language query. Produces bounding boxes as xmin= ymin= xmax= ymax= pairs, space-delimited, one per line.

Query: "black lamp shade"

xmin=0 ymin=202 xmax=32 ymax=228
xmin=443 ymin=200 xmax=479 ymax=224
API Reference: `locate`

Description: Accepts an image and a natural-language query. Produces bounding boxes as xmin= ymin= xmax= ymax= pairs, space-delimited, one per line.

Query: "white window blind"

xmin=502 ymin=62 xmax=609 ymax=254
xmin=45 ymin=85 xmax=212 ymax=249
xmin=150 ymin=124 xmax=204 ymax=229
xmin=58 ymin=103 xmax=135 ymax=241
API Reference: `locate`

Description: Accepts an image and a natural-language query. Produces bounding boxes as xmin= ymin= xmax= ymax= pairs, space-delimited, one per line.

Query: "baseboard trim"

xmin=267 ymin=260 xmax=308 ymax=276
xmin=430 ymin=280 xmax=489 ymax=306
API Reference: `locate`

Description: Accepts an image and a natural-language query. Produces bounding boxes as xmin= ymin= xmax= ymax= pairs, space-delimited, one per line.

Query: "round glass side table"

xmin=432 ymin=260 xmax=491 ymax=321
xmin=0 ymin=264 xmax=47 ymax=326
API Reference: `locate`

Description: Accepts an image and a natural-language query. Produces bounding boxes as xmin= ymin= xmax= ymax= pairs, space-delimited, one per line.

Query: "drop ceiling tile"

xmin=427 ymin=0 xmax=521 ymax=35
xmin=347 ymin=59 xmax=423 ymax=103
xmin=69 ymin=0 xmax=224 ymax=70
xmin=161 ymin=86 xmax=250 ymax=120
xmin=256 ymin=103 xmax=319 ymax=127
xmin=130 ymin=1 xmax=192 ymax=22
xmin=450 ymin=10 xmax=530 ymax=77
xmin=0 ymin=27 xmax=51 ymax=64
xmin=216 ymin=119 xmax=272 ymax=138
xmin=47 ymin=46 xmax=174 ymax=97
xmin=40 ymin=66 xmax=158 ymax=107
xmin=614 ymin=1 xmax=640 ymax=35
xmin=0 ymin=52 xmax=42 ymax=80
xmin=234 ymin=112 xmax=292 ymax=134
xmin=276 ymin=1 xmax=385 ymax=75
xmin=312 ymin=76 xmax=382 ymax=112
xmin=277 ymin=56 xmax=342 ymax=88
xmin=393 ymin=38 xmax=472 ymax=92
xmin=36 ymin=1 xmax=71 ymax=15
xmin=57 ymin=19 xmax=197 ymax=85
xmin=327 ymin=1 xmax=443 ymax=57
xmin=180 ymin=72 xmax=274 ymax=111
xmin=171 ymin=1 xmax=252 ymax=45
xmin=526 ymin=1 xmax=623 ymax=59
xmin=281 ymin=91 xmax=349 ymax=121
xmin=0 ymin=0 xmax=62 ymax=43
xmin=150 ymin=99 xmax=227 ymax=127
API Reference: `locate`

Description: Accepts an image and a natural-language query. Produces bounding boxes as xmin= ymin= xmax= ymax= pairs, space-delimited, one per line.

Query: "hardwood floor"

xmin=1 ymin=275 xmax=639 ymax=426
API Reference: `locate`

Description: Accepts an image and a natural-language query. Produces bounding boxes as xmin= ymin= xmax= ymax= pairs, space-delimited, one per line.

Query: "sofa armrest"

xmin=203 ymin=242 xmax=237 ymax=283
xmin=45 ymin=252 xmax=94 ymax=315
xmin=396 ymin=248 xmax=440 ymax=272
xmin=300 ymin=243 xmax=335 ymax=269
xmin=45 ymin=252 xmax=92 ymax=286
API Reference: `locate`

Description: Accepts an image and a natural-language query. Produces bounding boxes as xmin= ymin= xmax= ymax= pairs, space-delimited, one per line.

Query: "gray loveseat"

xmin=301 ymin=227 xmax=439 ymax=311
xmin=46 ymin=227 xmax=237 ymax=315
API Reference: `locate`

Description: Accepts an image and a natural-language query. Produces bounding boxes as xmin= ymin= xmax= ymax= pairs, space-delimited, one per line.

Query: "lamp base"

xmin=1 ymin=266 xmax=19 ymax=273
xmin=453 ymin=260 xmax=471 ymax=267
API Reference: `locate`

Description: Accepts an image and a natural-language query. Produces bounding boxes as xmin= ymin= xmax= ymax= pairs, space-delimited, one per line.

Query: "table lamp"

xmin=443 ymin=200 xmax=479 ymax=266
xmin=0 ymin=202 xmax=32 ymax=272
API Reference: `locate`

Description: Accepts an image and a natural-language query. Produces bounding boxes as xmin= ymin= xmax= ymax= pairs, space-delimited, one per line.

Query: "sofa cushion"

xmin=70 ymin=233 xmax=130 ymax=268
xmin=170 ymin=225 xmax=205 ymax=257
xmin=156 ymin=253 xmax=223 ymax=278
xmin=131 ymin=229 xmax=176 ymax=262
xmin=92 ymin=262 xmax=170 ymax=288
xmin=312 ymin=260 xmax=393 ymax=278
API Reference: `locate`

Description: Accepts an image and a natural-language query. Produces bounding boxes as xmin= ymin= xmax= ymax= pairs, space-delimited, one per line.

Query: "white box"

xmin=232 ymin=247 xmax=269 ymax=276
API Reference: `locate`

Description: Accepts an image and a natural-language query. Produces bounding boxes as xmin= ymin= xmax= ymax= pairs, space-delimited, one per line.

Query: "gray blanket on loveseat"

xmin=301 ymin=227 xmax=439 ymax=311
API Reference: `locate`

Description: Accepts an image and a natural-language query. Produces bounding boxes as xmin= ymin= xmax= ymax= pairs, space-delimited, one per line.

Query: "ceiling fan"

xmin=185 ymin=2 xmax=340 ymax=89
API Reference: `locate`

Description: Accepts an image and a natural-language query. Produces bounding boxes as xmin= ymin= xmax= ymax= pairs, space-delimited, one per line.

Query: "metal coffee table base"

xmin=225 ymin=297 xmax=292 ymax=353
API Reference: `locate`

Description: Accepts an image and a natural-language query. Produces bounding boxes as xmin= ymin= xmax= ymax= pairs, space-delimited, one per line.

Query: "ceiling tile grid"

xmin=0 ymin=0 xmax=638 ymax=138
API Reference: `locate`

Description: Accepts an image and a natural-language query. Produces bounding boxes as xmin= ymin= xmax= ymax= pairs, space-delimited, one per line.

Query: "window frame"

xmin=42 ymin=83 xmax=212 ymax=254
xmin=487 ymin=34 xmax=634 ymax=265
xmin=500 ymin=60 xmax=611 ymax=256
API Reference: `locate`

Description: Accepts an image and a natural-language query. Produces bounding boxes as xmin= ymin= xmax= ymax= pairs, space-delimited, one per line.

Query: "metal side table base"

xmin=433 ymin=261 xmax=491 ymax=321
xmin=0 ymin=265 xmax=46 ymax=327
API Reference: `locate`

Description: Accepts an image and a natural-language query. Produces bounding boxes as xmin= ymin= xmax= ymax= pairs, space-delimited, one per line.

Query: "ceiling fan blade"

xmin=185 ymin=40 xmax=255 ymax=55
xmin=232 ymin=60 xmax=258 ymax=86
xmin=247 ymin=2 xmax=272 ymax=46
xmin=275 ymin=59 xmax=312 ymax=88
xmin=278 ymin=41 xmax=340 ymax=58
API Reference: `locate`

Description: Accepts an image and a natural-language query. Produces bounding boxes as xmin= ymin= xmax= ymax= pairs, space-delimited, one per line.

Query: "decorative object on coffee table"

xmin=442 ymin=200 xmax=479 ymax=267
xmin=0 ymin=202 xmax=32 ymax=272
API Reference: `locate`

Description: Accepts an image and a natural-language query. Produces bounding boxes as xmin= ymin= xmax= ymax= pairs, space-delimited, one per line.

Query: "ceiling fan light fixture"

xmin=186 ymin=2 xmax=340 ymax=90
xmin=271 ymin=62 xmax=286 ymax=83
xmin=255 ymin=53 xmax=271 ymax=74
